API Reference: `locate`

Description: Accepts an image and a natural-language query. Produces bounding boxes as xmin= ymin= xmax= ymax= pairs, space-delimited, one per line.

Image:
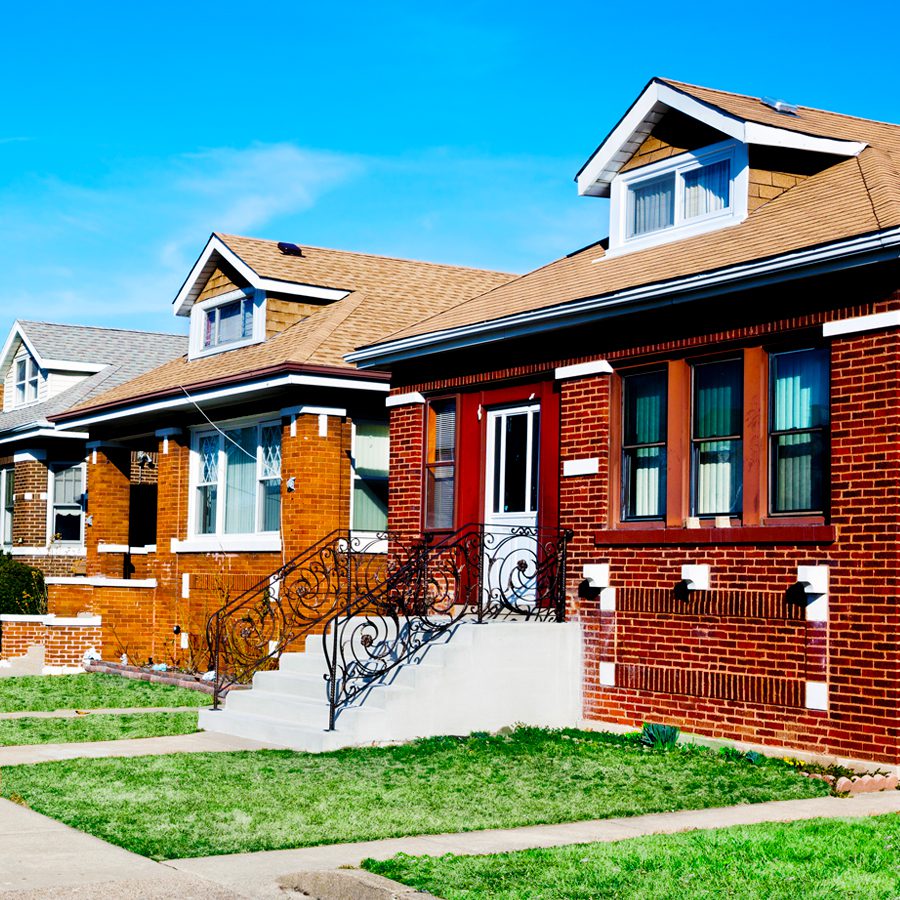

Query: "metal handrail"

xmin=323 ymin=523 xmax=572 ymax=729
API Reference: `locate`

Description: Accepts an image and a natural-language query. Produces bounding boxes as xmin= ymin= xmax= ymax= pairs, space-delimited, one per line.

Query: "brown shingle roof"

xmin=60 ymin=236 xmax=513 ymax=415
xmin=365 ymin=82 xmax=900 ymax=350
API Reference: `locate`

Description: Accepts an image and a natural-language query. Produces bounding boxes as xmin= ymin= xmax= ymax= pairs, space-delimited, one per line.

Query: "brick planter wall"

xmin=0 ymin=614 xmax=102 ymax=669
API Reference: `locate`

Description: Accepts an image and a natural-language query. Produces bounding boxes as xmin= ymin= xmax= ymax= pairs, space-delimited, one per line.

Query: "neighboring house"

xmin=47 ymin=234 xmax=512 ymax=664
xmin=343 ymin=78 xmax=900 ymax=766
xmin=0 ymin=321 xmax=187 ymax=577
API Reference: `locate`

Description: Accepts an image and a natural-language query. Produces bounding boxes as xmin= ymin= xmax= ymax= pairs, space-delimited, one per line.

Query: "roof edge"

xmin=50 ymin=362 xmax=390 ymax=424
xmin=348 ymin=225 xmax=900 ymax=368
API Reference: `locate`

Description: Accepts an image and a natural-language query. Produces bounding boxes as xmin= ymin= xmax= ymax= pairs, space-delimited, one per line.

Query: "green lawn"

xmin=0 ymin=711 xmax=199 ymax=746
xmin=365 ymin=814 xmax=900 ymax=899
xmin=0 ymin=728 xmax=828 ymax=860
xmin=0 ymin=673 xmax=209 ymax=712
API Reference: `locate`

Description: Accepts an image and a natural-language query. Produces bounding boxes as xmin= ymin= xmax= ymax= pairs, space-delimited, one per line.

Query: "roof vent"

xmin=761 ymin=96 xmax=798 ymax=116
xmin=277 ymin=242 xmax=304 ymax=257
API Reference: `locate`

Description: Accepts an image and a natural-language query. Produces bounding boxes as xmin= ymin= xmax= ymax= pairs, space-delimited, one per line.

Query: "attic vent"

xmin=277 ymin=242 xmax=304 ymax=257
xmin=761 ymin=96 xmax=798 ymax=116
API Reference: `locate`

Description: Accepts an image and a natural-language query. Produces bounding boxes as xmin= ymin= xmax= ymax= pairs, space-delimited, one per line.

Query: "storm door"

xmin=483 ymin=404 xmax=540 ymax=608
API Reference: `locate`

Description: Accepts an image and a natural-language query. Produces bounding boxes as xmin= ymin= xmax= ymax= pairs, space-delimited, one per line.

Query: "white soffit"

xmin=172 ymin=235 xmax=350 ymax=316
xmin=576 ymin=80 xmax=866 ymax=198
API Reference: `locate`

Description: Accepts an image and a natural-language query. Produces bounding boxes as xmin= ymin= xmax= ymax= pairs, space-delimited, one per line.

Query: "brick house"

xmin=0 ymin=320 xmax=187 ymax=578
xmin=46 ymin=233 xmax=511 ymax=665
xmin=344 ymin=79 xmax=900 ymax=766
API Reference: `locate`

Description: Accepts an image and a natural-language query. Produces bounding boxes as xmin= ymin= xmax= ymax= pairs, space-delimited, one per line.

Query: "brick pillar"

xmin=282 ymin=413 xmax=351 ymax=557
xmin=387 ymin=403 xmax=425 ymax=535
xmin=86 ymin=445 xmax=131 ymax=578
xmin=12 ymin=454 xmax=50 ymax=550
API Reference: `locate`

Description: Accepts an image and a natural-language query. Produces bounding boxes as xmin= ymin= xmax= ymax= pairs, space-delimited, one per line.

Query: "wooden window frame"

xmin=610 ymin=343 xmax=827 ymax=533
xmin=422 ymin=396 xmax=459 ymax=534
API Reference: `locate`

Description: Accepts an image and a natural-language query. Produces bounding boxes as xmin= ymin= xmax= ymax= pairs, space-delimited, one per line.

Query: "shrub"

xmin=639 ymin=722 xmax=680 ymax=750
xmin=0 ymin=553 xmax=47 ymax=617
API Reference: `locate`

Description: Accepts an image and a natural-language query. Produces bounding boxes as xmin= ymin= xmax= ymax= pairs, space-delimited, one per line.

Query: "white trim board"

xmin=385 ymin=391 xmax=426 ymax=407
xmin=55 ymin=372 xmax=389 ymax=430
xmin=823 ymin=310 xmax=900 ymax=337
xmin=172 ymin=235 xmax=350 ymax=316
xmin=555 ymin=360 xmax=613 ymax=380
xmin=45 ymin=577 xmax=157 ymax=589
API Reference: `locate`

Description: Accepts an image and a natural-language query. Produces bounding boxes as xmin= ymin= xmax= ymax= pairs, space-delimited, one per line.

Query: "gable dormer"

xmin=175 ymin=235 xmax=350 ymax=360
xmin=577 ymin=78 xmax=868 ymax=256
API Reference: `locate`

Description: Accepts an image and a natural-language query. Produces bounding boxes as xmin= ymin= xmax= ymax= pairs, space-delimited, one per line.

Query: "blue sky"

xmin=2 ymin=0 xmax=897 ymax=341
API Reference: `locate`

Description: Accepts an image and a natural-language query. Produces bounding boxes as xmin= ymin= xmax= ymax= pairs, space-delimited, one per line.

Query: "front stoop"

xmin=199 ymin=619 xmax=583 ymax=752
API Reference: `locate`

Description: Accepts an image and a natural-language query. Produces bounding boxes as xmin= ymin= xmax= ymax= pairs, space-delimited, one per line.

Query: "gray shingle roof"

xmin=0 ymin=323 xmax=188 ymax=436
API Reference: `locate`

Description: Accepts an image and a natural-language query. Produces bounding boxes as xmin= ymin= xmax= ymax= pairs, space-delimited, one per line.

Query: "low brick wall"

xmin=0 ymin=614 xmax=102 ymax=669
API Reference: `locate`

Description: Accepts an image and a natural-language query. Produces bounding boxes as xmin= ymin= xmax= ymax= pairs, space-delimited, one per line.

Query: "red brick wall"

xmin=49 ymin=412 xmax=357 ymax=667
xmin=386 ymin=290 xmax=900 ymax=764
xmin=388 ymin=404 xmax=425 ymax=536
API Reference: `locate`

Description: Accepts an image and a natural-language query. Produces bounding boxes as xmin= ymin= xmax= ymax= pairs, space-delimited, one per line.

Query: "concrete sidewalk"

xmin=1 ymin=791 xmax=898 ymax=898
xmin=0 ymin=799 xmax=245 ymax=898
xmin=0 ymin=731 xmax=274 ymax=766
xmin=166 ymin=791 xmax=900 ymax=895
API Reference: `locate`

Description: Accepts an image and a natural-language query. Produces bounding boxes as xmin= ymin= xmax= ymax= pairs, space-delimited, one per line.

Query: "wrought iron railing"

xmin=205 ymin=523 xmax=572 ymax=723
xmin=205 ymin=529 xmax=430 ymax=708
xmin=323 ymin=524 xmax=571 ymax=730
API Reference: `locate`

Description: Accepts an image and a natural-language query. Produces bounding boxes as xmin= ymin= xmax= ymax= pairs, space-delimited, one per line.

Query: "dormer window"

xmin=203 ymin=295 xmax=254 ymax=350
xmin=188 ymin=288 xmax=266 ymax=359
xmin=609 ymin=140 xmax=748 ymax=255
xmin=14 ymin=355 xmax=40 ymax=406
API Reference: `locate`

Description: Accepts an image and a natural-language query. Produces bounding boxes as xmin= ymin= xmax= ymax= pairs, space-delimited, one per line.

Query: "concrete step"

xmin=198 ymin=708 xmax=349 ymax=752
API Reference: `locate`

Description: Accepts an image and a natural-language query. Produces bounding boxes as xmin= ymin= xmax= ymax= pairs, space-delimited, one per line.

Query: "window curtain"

xmin=52 ymin=466 xmax=83 ymax=542
xmin=694 ymin=361 xmax=743 ymax=516
xmin=628 ymin=174 xmax=675 ymax=237
xmin=623 ymin=371 xmax=667 ymax=518
xmin=224 ymin=427 xmax=257 ymax=534
xmin=772 ymin=349 xmax=828 ymax=512
xmin=352 ymin=423 xmax=389 ymax=531
xmin=259 ymin=425 xmax=282 ymax=532
xmin=683 ymin=159 xmax=730 ymax=219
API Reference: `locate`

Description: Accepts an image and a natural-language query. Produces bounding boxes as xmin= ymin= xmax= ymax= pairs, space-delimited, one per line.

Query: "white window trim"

xmin=349 ymin=420 xmax=389 ymax=541
xmin=188 ymin=414 xmax=282 ymax=542
xmin=46 ymin=462 xmax=87 ymax=547
xmin=0 ymin=467 xmax=13 ymax=548
xmin=607 ymin=140 xmax=749 ymax=257
xmin=188 ymin=288 xmax=267 ymax=360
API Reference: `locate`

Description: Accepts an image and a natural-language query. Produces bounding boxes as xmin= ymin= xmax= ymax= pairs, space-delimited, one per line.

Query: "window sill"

xmin=593 ymin=524 xmax=836 ymax=546
xmin=170 ymin=535 xmax=282 ymax=554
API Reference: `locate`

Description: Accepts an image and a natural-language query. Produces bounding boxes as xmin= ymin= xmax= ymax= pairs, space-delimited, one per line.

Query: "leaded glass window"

xmin=193 ymin=420 xmax=282 ymax=536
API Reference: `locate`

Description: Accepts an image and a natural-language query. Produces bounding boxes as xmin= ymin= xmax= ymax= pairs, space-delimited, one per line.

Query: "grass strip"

xmin=365 ymin=813 xmax=900 ymax=899
xmin=0 ymin=711 xmax=199 ymax=746
xmin=0 ymin=727 xmax=828 ymax=860
xmin=0 ymin=673 xmax=209 ymax=712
